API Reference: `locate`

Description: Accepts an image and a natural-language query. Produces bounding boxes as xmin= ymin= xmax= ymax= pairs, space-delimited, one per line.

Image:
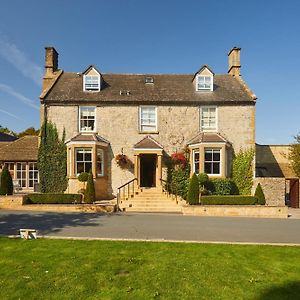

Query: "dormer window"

xmin=84 ymin=75 xmax=100 ymax=91
xmin=197 ymin=76 xmax=212 ymax=91
xmin=194 ymin=65 xmax=214 ymax=92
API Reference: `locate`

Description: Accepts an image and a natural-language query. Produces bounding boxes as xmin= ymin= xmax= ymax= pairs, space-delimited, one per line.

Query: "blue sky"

xmin=0 ymin=0 xmax=299 ymax=144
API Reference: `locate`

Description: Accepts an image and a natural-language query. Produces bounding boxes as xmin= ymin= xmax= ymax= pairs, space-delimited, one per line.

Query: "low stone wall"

xmin=253 ymin=178 xmax=286 ymax=206
xmin=182 ymin=205 xmax=288 ymax=218
xmin=0 ymin=195 xmax=26 ymax=207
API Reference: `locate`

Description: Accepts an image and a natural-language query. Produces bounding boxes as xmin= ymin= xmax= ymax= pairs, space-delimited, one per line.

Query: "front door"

xmin=290 ymin=179 xmax=299 ymax=208
xmin=140 ymin=154 xmax=157 ymax=187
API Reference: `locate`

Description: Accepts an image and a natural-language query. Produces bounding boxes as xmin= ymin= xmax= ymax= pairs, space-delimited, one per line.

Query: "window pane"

xmin=213 ymin=152 xmax=220 ymax=161
xmin=204 ymin=163 xmax=211 ymax=174
xmin=213 ymin=162 xmax=220 ymax=174
xmin=205 ymin=151 xmax=212 ymax=161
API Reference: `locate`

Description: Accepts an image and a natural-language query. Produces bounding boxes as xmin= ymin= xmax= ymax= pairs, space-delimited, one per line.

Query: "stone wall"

xmin=252 ymin=178 xmax=286 ymax=206
xmin=47 ymin=104 xmax=255 ymax=195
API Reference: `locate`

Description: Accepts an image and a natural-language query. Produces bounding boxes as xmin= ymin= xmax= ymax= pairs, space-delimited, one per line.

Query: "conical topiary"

xmin=84 ymin=169 xmax=95 ymax=204
xmin=187 ymin=173 xmax=199 ymax=205
xmin=255 ymin=183 xmax=265 ymax=205
xmin=0 ymin=165 xmax=13 ymax=195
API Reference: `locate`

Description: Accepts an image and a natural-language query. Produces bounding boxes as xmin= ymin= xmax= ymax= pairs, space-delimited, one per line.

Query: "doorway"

xmin=139 ymin=154 xmax=157 ymax=187
xmin=288 ymin=179 xmax=299 ymax=208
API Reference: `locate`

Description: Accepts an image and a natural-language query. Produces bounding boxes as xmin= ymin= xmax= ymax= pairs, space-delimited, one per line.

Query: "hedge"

xmin=200 ymin=195 xmax=258 ymax=205
xmin=25 ymin=193 xmax=82 ymax=204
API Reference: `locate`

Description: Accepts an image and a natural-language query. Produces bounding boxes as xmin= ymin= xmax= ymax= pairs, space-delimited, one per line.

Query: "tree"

xmin=289 ymin=134 xmax=300 ymax=178
xmin=0 ymin=125 xmax=16 ymax=136
xmin=232 ymin=148 xmax=255 ymax=195
xmin=37 ymin=121 xmax=68 ymax=193
xmin=0 ymin=165 xmax=13 ymax=195
xmin=84 ymin=169 xmax=95 ymax=204
xmin=187 ymin=173 xmax=199 ymax=205
xmin=17 ymin=127 xmax=40 ymax=137
xmin=255 ymin=183 xmax=266 ymax=205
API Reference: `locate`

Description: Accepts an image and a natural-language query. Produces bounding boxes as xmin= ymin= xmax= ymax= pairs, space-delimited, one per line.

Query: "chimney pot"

xmin=228 ymin=47 xmax=241 ymax=76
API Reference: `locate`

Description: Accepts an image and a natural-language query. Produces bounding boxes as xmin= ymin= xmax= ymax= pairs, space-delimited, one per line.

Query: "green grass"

xmin=1 ymin=238 xmax=300 ymax=299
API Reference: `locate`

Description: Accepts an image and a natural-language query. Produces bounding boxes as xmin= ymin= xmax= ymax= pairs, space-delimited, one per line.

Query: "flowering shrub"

xmin=171 ymin=152 xmax=187 ymax=169
xmin=115 ymin=154 xmax=132 ymax=168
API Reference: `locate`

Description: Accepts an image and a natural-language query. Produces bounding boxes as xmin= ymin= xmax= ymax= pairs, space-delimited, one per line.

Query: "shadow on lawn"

xmin=0 ymin=211 xmax=113 ymax=236
xmin=258 ymin=281 xmax=300 ymax=300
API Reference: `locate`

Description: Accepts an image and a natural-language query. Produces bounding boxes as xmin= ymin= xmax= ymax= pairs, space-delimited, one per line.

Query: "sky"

xmin=0 ymin=0 xmax=299 ymax=144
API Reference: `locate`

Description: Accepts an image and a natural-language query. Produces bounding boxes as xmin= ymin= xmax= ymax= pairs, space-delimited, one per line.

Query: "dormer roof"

xmin=82 ymin=65 xmax=101 ymax=75
xmin=193 ymin=65 xmax=215 ymax=80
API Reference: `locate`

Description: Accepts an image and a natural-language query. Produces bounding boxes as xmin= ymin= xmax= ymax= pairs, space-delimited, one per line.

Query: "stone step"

xmin=125 ymin=206 xmax=182 ymax=213
xmin=123 ymin=202 xmax=180 ymax=208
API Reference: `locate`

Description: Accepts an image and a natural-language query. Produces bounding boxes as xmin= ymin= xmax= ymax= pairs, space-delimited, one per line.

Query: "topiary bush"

xmin=169 ymin=164 xmax=190 ymax=200
xmin=78 ymin=172 xmax=89 ymax=183
xmin=84 ymin=169 xmax=95 ymax=204
xmin=200 ymin=195 xmax=258 ymax=205
xmin=254 ymin=183 xmax=266 ymax=205
xmin=0 ymin=165 xmax=13 ymax=195
xmin=25 ymin=193 xmax=82 ymax=204
xmin=211 ymin=178 xmax=237 ymax=196
xmin=187 ymin=173 xmax=199 ymax=205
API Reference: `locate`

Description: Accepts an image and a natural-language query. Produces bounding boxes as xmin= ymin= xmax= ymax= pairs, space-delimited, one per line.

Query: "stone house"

xmin=40 ymin=46 xmax=257 ymax=200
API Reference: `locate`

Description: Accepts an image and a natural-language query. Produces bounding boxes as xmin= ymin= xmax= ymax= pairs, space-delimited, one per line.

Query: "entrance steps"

xmin=119 ymin=187 xmax=183 ymax=213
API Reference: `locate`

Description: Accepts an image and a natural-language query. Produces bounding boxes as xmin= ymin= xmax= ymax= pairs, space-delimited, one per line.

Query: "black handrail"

xmin=117 ymin=178 xmax=137 ymax=210
xmin=160 ymin=178 xmax=178 ymax=202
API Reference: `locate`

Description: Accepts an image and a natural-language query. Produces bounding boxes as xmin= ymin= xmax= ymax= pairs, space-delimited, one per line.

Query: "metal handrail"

xmin=117 ymin=178 xmax=137 ymax=210
xmin=160 ymin=178 xmax=178 ymax=202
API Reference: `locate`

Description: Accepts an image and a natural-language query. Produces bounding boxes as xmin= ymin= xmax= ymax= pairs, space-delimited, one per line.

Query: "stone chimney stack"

xmin=45 ymin=47 xmax=58 ymax=75
xmin=228 ymin=47 xmax=241 ymax=76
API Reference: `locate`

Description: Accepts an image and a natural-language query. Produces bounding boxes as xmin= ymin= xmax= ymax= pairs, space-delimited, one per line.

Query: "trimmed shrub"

xmin=187 ymin=173 xmax=199 ymax=205
xmin=0 ymin=165 xmax=13 ymax=195
xmin=84 ymin=170 xmax=95 ymax=204
xmin=211 ymin=178 xmax=238 ymax=196
xmin=198 ymin=173 xmax=209 ymax=186
xmin=255 ymin=183 xmax=266 ymax=205
xmin=78 ymin=172 xmax=89 ymax=182
xmin=169 ymin=164 xmax=190 ymax=200
xmin=200 ymin=195 xmax=258 ymax=205
xmin=25 ymin=193 xmax=82 ymax=204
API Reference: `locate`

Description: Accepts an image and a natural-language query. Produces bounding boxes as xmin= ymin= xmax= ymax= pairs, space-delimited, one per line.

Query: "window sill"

xmin=138 ymin=131 xmax=159 ymax=134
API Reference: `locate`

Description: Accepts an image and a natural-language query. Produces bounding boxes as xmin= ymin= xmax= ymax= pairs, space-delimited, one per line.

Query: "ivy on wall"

xmin=289 ymin=134 xmax=300 ymax=177
xmin=232 ymin=148 xmax=255 ymax=195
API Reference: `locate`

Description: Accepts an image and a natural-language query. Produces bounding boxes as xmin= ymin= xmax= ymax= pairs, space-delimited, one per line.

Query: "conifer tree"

xmin=0 ymin=165 xmax=13 ymax=195
xmin=84 ymin=169 xmax=95 ymax=203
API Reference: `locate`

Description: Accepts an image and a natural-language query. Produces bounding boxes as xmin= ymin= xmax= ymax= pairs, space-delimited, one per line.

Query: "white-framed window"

xmin=139 ymin=106 xmax=157 ymax=132
xmin=204 ymin=149 xmax=221 ymax=175
xmin=97 ymin=148 xmax=104 ymax=176
xmin=200 ymin=106 xmax=217 ymax=132
xmin=16 ymin=162 xmax=27 ymax=188
xmin=197 ymin=75 xmax=213 ymax=91
xmin=76 ymin=148 xmax=92 ymax=175
xmin=79 ymin=106 xmax=96 ymax=132
xmin=28 ymin=163 xmax=39 ymax=188
xmin=84 ymin=75 xmax=100 ymax=91
xmin=193 ymin=150 xmax=200 ymax=174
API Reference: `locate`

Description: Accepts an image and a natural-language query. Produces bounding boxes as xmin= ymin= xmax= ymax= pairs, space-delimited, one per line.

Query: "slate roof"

xmin=134 ymin=136 xmax=163 ymax=149
xmin=0 ymin=132 xmax=18 ymax=142
xmin=68 ymin=133 xmax=110 ymax=144
xmin=0 ymin=136 xmax=38 ymax=161
xmin=43 ymin=72 xmax=256 ymax=104
xmin=187 ymin=132 xmax=229 ymax=145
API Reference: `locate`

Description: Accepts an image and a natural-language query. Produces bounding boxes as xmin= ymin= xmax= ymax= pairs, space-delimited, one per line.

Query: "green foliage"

xmin=38 ymin=121 xmax=68 ymax=193
xmin=0 ymin=125 xmax=16 ymax=136
xmin=232 ymin=148 xmax=255 ymax=195
xmin=78 ymin=172 xmax=89 ymax=182
xmin=84 ymin=170 xmax=95 ymax=203
xmin=169 ymin=164 xmax=190 ymax=200
xmin=255 ymin=183 xmax=266 ymax=205
xmin=25 ymin=193 xmax=82 ymax=204
xmin=289 ymin=134 xmax=300 ymax=178
xmin=210 ymin=178 xmax=238 ymax=196
xmin=197 ymin=173 xmax=209 ymax=195
xmin=187 ymin=173 xmax=199 ymax=205
xmin=17 ymin=127 xmax=40 ymax=137
xmin=200 ymin=195 xmax=258 ymax=205
xmin=0 ymin=165 xmax=13 ymax=195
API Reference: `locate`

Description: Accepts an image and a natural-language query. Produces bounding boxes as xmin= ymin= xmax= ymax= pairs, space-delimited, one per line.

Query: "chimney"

xmin=45 ymin=47 xmax=58 ymax=75
xmin=228 ymin=47 xmax=241 ymax=76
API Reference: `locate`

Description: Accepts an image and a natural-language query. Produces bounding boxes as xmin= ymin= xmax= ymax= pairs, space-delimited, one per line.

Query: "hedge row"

xmin=25 ymin=193 xmax=82 ymax=204
xmin=200 ymin=195 xmax=258 ymax=205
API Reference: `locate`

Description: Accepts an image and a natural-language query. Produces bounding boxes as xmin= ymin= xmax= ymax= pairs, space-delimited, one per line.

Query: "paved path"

xmin=1 ymin=210 xmax=300 ymax=245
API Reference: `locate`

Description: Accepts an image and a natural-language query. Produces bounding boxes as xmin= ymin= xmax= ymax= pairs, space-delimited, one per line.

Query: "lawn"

xmin=1 ymin=238 xmax=300 ymax=299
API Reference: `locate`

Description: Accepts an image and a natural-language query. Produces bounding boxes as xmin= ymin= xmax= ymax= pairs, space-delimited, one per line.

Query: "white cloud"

xmin=0 ymin=108 xmax=25 ymax=121
xmin=0 ymin=38 xmax=43 ymax=86
xmin=0 ymin=83 xmax=39 ymax=110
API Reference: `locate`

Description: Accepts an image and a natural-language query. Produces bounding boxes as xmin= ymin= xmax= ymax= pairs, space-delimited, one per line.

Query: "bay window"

xmin=204 ymin=149 xmax=221 ymax=175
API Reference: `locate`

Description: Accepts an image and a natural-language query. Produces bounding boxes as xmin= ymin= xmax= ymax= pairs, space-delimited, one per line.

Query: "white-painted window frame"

xmin=28 ymin=162 xmax=39 ymax=188
xmin=192 ymin=149 xmax=200 ymax=174
xmin=139 ymin=105 xmax=158 ymax=132
xmin=75 ymin=148 xmax=93 ymax=176
xmin=204 ymin=148 xmax=221 ymax=176
xmin=78 ymin=106 xmax=96 ymax=133
xmin=196 ymin=75 xmax=213 ymax=91
xmin=83 ymin=74 xmax=101 ymax=92
xmin=97 ymin=148 xmax=104 ymax=177
xmin=200 ymin=106 xmax=218 ymax=132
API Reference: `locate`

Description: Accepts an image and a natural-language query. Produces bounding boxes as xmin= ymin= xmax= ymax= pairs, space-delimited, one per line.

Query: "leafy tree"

xmin=37 ymin=121 xmax=68 ymax=193
xmin=289 ymin=134 xmax=300 ymax=177
xmin=84 ymin=169 xmax=95 ymax=203
xmin=0 ymin=125 xmax=16 ymax=136
xmin=187 ymin=173 xmax=199 ymax=205
xmin=254 ymin=183 xmax=266 ymax=205
xmin=17 ymin=127 xmax=40 ymax=137
xmin=232 ymin=148 xmax=255 ymax=195
xmin=0 ymin=165 xmax=13 ymax=195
